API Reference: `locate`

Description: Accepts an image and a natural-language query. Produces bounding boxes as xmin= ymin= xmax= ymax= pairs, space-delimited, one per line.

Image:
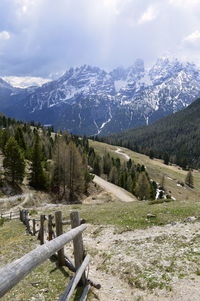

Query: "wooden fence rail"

xmin=1 ymin=211 xmax=20 ymax=219
xmin=0 ymin=223 xmax=87 ymax=298
xmin=60 ymin=255 xmax=91 ymax=301
xmin=0 ymin=209 xmax=100 ymax=300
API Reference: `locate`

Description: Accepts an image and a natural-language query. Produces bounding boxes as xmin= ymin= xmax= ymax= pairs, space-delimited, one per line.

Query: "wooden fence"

xmin=1 ymin=210 xmax=20 ymax=220
xmin=0 ymin=209 xmax=100 ymax=300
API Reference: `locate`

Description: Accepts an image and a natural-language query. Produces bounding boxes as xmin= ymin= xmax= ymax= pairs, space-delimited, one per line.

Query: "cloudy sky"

xmin=0 ymin=0 xmax=200 ymax=78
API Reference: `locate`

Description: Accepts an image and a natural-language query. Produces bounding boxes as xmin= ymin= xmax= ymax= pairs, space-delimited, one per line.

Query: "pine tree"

xmin=119 ymin=169 xmax=126 ymax=188
xmin=29 ymin=133 xmax=48 ymax=190
xmin=160 ymin=175 xmax=165 ymax=190
xmin=103 ymin=153 xmax=112 ymax=175
xmin=127 ymin=159 xmax=132 ymax=170
xmin=0 ymin=129 xmax=10 ymax=153
xmin=52 ymin=138 xmax=67 ymax=196
xmin=126 ymin=175 xmax=133 ymax=193
xmin=15 ymin=127 xmax=26 ymax=152
xmin=3 ymin=137 xmax=25 ymax=184
xmin=135 ymin=172 xmax=151 ymax=200
xmin=150 ymin=181 xmax=157 ymax=199
xmin=149 ymin=150 xmax=154 ymax=159
xmin=114 ymin=158 xmax=121 ymax=170
xmin=93 ymin=156 xmax=101 ymax=176
xmin=185 ymin=170 xmax=194 ymax=188
xmin=109 ymin=166 xmax=118 ymax=184
xmin=163 ymin=153 xmax=169 ymax=165
xmin=82 ymin=153 xmax=93 ymax=193
xmin=66 ymin=142 xmax=85 ymax=202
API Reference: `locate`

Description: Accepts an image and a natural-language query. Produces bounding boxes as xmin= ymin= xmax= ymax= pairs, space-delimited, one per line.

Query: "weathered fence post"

xmin=22 ymin=209 xmax=26 ymax=224
xmin=24 ymin=210 xmax=27 ymax=225
xmin=19 ymin=210 xmax=22 ymax=221
xmin=39 ymin=215 xmax=45 ymax=245
xmin=48 ymin=214 xmax=53 ymax=241
xmin=70 ymin=211 xmax=86 ymax=285
xmin=32 ymin=219 xmax=36 ymax=236
xmin=25 ymin=210 xmax=31 ymax=233
xmin=55 ymin=211 xmax=65 ymax=266
xmin=24 ymin=210 xmax=26 ymax=222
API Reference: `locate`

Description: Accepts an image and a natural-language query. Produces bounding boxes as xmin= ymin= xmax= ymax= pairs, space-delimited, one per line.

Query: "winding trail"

xmin=93 ymin=175 xmax=137 ymax=202
xmin=0 ymin=193 xmax=32 ymax=204
xmin=115 ymin=148 xmax=130 ymax=160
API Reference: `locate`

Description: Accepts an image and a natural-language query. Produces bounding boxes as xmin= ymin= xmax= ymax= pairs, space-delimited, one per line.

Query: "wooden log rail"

xmin=60 ymin=255 xmax=91 ymax=301
xmin=1 ymin=211 xmax=20 ymax=219
xmin=0 ymin=223 xmax=87 ymax=298
xmin=2 ymin=209 xmax=100 ymax=299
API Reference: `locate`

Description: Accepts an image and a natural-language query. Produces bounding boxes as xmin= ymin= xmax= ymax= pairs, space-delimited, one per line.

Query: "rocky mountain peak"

xmin=0 ymin=57 xmax=200 ymax=136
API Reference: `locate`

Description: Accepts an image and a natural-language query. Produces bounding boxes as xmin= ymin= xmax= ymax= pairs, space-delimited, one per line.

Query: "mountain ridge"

xmin=1 ymin=57 xmax=200 ymax=135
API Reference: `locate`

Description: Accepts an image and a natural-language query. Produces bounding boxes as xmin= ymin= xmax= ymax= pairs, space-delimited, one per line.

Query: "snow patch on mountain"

xmin=114 ymin=80 xmax=127 ymax=92
xmin=1 ymin=57 xmax=200 ymax=136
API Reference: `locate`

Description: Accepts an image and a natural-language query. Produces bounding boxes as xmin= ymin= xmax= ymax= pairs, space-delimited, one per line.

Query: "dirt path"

xmin=0 ymin=193 xmax=31 ymax=204
xmin=93 ymin=175 xmax=137 ymax=202
xmin=115 ymin=148 xmax=131 ymax=160
xmin=83 ymin=221 xmax=200 ymax=301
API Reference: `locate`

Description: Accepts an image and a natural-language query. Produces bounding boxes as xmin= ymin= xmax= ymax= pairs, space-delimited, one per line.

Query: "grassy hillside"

xmin=89 ymin=140 xmax=200 ymax=201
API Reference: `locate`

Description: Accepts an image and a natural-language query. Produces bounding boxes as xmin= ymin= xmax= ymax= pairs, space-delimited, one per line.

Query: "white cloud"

xmin=183 ymin=30 xmax=200 ymax=43
xmin=169 ymin=0 xmax=199 ymax=8
xmin=0 ymin=31 xmax=10 ymax=40
xmin=16 ymin=0 xmax=40 ymax=17
xmin=138 ymin=6 xmax=158 ymax=25
xmin=102 ymin=0 xmax=120 ymax=14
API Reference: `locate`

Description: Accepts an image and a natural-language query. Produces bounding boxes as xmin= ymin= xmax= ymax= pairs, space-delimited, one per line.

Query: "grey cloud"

xmin=0 ymin=0 xmax=200 ymax=77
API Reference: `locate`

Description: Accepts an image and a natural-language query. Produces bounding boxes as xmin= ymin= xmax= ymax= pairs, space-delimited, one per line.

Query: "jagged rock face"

xmin=1 ymin=58 xmax=200 ymax=135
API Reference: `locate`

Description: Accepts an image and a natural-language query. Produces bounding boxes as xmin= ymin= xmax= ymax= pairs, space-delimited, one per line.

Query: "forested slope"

xmin=101 ymin=98 xmax=200 ymax=169
xmin=0 ymin=114 xmax=92 ymax=202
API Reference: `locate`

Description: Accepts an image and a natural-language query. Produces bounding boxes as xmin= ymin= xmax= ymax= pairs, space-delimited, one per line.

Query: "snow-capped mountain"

xmin=1 ymin=57 xmax=200 ymax=135
xmin=2 ymin=76 xmax=50 ymax=88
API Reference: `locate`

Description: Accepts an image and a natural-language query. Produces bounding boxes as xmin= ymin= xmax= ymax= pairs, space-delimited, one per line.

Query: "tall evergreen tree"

xmin=0 ymin=129 xmax=10 ymax=153
xmin=135 ymin=172 xmax=151 ymax=200
xmin=3 ymin=137 xmax=25 ymax=184
xmin=127 ymin=158 xmax=132 ymax=170
xmin=149 ymin=150 xmax=154 ymax=159
xmin=109 ymin=166 xmax=118 ymax=184
xmin=150 ymin=181 xmax=157 ymax=199
xmin=93 ymin=156 xmax=101 ymax=176
xmin=15 ymin=127 xmax=26 ymax=152
xmin=103 ymin=153 xmax=112 ymax=175
xmin=29 ymin=133 xmax=48 ymax=190
xmin=160 ymin=175 xmax=165 ymax=190
xmin=185 ymin=170 xmax=194 ymax=188
xmin=66 ymin=142 xmax=85 ymax=202
xmin=126 ymin=174 xmax=133 ymax=193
